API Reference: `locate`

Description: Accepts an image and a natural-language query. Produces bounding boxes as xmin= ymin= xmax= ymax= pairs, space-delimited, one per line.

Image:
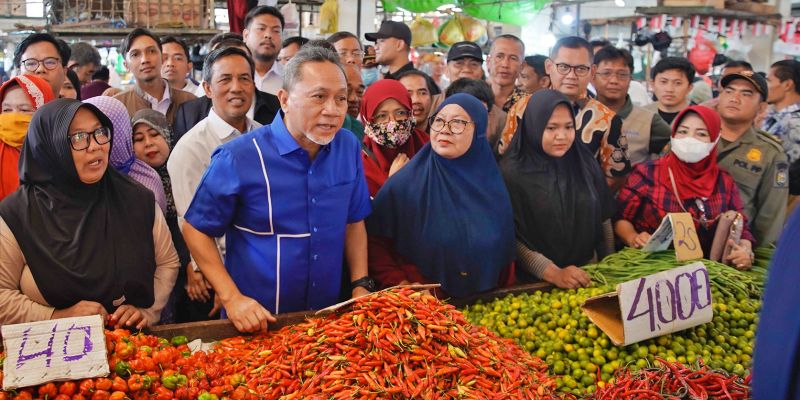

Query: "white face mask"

xmin=670 ymin=136 xmax=718 ymax=163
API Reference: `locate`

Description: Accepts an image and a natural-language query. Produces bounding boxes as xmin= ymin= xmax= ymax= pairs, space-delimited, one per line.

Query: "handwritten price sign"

xmin=2 ymin=315 xmax=109 ymax=389
xmin=642 ymin=213 xmax=704 ymax=262
xmin=619 ymin=262 xmax=714 ymax=345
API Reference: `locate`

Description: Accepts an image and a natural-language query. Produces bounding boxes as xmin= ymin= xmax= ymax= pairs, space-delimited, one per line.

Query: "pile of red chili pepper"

xmin=592 ymin=358 xmax=750 ymax=400
xmin=209 ymin=287 xmax=560 ymax=398
xmin=0 ymin=288 xmax=561 ymax=399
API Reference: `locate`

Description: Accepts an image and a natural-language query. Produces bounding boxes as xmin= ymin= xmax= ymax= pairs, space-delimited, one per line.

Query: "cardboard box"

xmin=582 ymin=262 xmax=714 ymax=346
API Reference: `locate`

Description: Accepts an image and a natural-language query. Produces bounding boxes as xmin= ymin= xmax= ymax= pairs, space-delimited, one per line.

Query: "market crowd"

xmin=0 ymin=6 xmax=794 ymax=333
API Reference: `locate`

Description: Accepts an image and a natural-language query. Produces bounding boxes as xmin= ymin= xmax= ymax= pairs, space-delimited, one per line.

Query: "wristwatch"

xmin=351 ymin=276 xmax=376 ymax=292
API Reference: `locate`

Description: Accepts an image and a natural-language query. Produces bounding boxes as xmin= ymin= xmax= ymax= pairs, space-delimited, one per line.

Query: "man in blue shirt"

xmin=182 ymin=45 xmax=372 ymax=333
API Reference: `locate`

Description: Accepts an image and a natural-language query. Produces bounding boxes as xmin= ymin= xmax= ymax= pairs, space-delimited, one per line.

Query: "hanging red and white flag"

xmin=672 ymin=17 xmax=683 ymax=28
xmin=706 ymin=16 xmax=715 ymax=31
xmin=661 ymin=14 xmax=669 ymax=30
xmin=730 ymin=19 xmax=739 ymax=37
xmin=719 ymin=18 xmax=727 ymax=34
xmin=637 ymin=17 xmax=646 ymax=29
xmin=740 ymin=20 xmax=748 ymax=35
xmin=781 ymin=19 xmax=789 ymax=37
xmin=691 ymin=15 xmax=701 ymax=29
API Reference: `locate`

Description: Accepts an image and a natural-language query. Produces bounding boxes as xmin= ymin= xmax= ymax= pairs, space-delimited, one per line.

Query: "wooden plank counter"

xmin=143 ymin=282 xmax=555 ymax=342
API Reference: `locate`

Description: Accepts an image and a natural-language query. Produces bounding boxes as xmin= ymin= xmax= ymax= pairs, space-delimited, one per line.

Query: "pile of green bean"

xmin=583 ymin=248 xmax=772 ymax=300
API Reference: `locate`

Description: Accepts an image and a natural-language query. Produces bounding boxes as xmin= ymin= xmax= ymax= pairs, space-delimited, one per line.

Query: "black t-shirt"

xmin=658 ymin=102 xmax=696 ymax=125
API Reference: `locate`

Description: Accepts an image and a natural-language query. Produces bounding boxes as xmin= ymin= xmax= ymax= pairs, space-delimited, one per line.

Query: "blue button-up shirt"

xmin=185 ymin=114 xmax=371 ymax=314
xmin=762 ymin=102 xmax=800 ymax=163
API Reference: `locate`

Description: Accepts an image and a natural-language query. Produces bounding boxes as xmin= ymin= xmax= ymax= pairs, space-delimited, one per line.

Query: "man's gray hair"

xmin=70 ymin=42 xmax=101 ymax=66
xmin=283 ymin=45 xmax=345 ymax=91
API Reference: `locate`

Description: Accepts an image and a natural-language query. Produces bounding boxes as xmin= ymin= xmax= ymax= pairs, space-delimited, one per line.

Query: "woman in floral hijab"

xmin=359 ymin=79 xmax=429 ymax=197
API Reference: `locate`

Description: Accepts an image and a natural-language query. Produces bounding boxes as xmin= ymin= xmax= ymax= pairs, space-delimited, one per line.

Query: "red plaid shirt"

xmin=616 ymin=161 xmax=755 ymax=252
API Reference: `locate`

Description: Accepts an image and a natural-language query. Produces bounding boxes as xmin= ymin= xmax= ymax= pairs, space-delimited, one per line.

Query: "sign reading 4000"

xmin=619 ymin=262 xmax=714 ymax=344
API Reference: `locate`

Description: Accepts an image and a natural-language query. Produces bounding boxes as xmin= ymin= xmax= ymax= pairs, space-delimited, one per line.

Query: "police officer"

xmin=718 ymin=71 xmax=789 ymax=246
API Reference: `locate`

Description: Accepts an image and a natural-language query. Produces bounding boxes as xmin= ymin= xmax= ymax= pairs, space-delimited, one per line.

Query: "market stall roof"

xmin=635 ymin=5 xmax=781 ymax=22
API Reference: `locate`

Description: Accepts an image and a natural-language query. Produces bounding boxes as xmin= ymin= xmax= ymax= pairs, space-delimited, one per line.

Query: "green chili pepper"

xmin=114 ymin=360 xmax=131 ymax=377
xmin=161 ymin=375 xmax=179 ymax=390
xmin=170 ymin=336 xmax=189 ymax=347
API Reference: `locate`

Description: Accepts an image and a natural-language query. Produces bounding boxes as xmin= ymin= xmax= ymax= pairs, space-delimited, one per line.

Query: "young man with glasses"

xmin=593 ymin=46 xmax=671 ymax=166
xmin=499 ymin=37 xmax=631 ymax=188
xmin=13 ymin=33 xmax=70 ymax=98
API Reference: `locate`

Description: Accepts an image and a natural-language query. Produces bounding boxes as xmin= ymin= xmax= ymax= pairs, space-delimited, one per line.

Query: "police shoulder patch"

xmin=775 ymin=161 xmax=789 ymax=188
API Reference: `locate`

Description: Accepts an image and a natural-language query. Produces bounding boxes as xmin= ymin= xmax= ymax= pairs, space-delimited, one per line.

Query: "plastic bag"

xmin=410 ymin=17 xmax=437 ymax=47
xmin=281 ymin=1 xmax=300 ymax=30
xmin=437 ymin=15 xmax=487 ymax=47
xmin=319 ymin=0 xmax=338 ymax=34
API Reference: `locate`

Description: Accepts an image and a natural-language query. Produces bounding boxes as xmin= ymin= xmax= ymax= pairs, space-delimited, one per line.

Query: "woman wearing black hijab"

xmin=501 ymin=90 xmax=615 ymax=289
xmin=0 ymin=99 xmax=179 ymax=327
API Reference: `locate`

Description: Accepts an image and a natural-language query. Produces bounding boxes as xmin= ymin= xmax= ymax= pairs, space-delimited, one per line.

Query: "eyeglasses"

xmin=373 ymin=110 xmax=410 ymax=124
xmin=554 ymin=63 xmax=591 ymax=77
xmin=429 ymin=116 xmax=472 ymax=135
xmin=21 ymin=57 xmax=61 ymax=72
xmin=338 ymin=50 xmax=364 ymax=59
xmin=68 ymin=127 xmax=111 ymax=151
xmin=596 ymin=70 xmax=632 ymax=80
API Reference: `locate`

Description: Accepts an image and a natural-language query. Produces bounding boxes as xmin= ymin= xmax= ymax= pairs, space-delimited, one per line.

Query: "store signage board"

xmin=642 ymin=212 xmax=704 ymax=261
xmin=2 ymin=315 xmax=109 ymax=389
xmin=582 ymin=262 xmax=713 ymax=346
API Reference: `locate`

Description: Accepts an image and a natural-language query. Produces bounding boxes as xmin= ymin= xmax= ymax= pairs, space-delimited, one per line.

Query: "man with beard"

xmin=114 ymin=28 xmax=195 ymax=126
xmin=182 ymin=45 xmax=372 ymax=332
xmin=243 ymin=6 xmax=285 ymax=95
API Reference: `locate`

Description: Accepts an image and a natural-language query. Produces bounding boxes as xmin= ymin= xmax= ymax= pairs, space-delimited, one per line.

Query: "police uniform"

xmin=717 ymin=127 xmax=789 ymax=245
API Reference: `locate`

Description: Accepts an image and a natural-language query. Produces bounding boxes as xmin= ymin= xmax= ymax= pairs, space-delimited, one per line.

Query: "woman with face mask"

xmin=0 ymin=75 xmax=55 ymax=200
xmin=502 ymin=90 xmax=615 ymax=289
xmin=360 ymin=79 xmax=428 ymax=197
xmin=616 ymin=105 xmax=755 ymax=268
xmin=367 ymin=94 xmax=515 ymax=297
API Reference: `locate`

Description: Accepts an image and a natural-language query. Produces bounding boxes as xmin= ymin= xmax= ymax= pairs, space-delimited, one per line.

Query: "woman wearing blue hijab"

xmin=367 ymin=93 xmax=516 ymax=298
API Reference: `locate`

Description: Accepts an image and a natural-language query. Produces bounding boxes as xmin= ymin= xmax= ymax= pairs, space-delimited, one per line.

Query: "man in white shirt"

xmin=168 ymin=47 xmax=262 ymax=221
xmin=113 ymin=28 xmax=195 ymax=126
xmin=242 ymin=6 xmax=284 ymax=95
xmin=162 ymin=36 xmax=199 ymax=94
